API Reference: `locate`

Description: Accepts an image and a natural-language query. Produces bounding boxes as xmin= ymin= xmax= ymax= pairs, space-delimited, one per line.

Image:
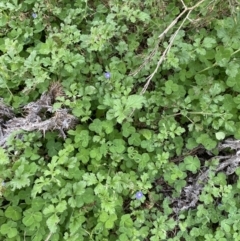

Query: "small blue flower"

xmin=104 ymin=72 xmax=111 ymax=79
xmin=32 ymin=13 xmax=37 ymax=19
xmin=1 ymin=182 xmax=5 ymax=187
xmin=135 ymin=191 xmax=144 ymax=200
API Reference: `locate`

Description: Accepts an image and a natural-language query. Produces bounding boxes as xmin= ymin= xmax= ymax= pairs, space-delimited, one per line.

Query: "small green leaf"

xmin=82 ymin=173 xmax=98 ymax=186
xmin=120 ymin=214 xmax=133 ymax=228
xmin=221 ymin=220 xmax=231 ymax=233
xmin=0 ymin=222 xmax=18 ymax=238
xmin=102 ymin=120 xmax=114 ymax=134
xmin=122 ymin=122 xmax=136 ymax=138
xmin=77 ymin=148 xmax=90 ymax=164
xmin=85 ymin=85 xmax=96 ymax=95
xmin=99 ymin=211 xmax=109 ymax=222
xmin=37 ymin=38 xmax=55 ymax=55
xmin=128 ymin=133 xmax=141 ymax=146
xmin=196 ymin=133 xmax=217 ymax=150
xmin=105 ymin=219 xmax=114 ymax=229
xmin=5 ymin=206 xmax=22 ymax=221
xmin=109 ymin=139 xmax=126 ymax=153
xmin=105 ymin=214 xmax=117 ymax=229
xmin=202 ymin=37 xmax=216 ymax=49
xmin=32 ymin=197 xmax=45 ymax=211
xmin=125 ymin=95 xmax=145 ymax=110
xmin=55 ymin=200 xmax=67 ymax=213
xmin=226 ymin=61 xmax=239 ymax=78
xmin=75 ymin=130 xmax=89 ymax=147
xmin=224 ymin=121 xmax=235 ymax=133
xmin=43 ymin=205 xmax=55 ymax=215
xmin=46 ymin=214 xmax=59 ymax=233
xmin=184 ymin=156 xmax=200 ymax=174
xmin=139 ymin=129 xmax=152 ymax=140
xmin=89 ymin=119 xmax=102 ymax=134
xmin=73 ymin=181 xmax=86 ymax=195
xmin=215 ymin=46 xmax=232 ymax=67
xmin=215 ymin=131 xmax=225 ymax=140
xmin=165 ymin=80 xmax=179 ymax=95
xmin=0 ymin=148 xmax=9 ymax=165
xmin=23 ymin=209 xmax=42 ymax=227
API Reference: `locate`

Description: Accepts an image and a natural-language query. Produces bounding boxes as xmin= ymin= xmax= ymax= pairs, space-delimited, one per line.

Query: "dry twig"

xmin=129 ymin=0 xmax=207 ymax=117
xmin=0 ymin=82 xmax=78 ymax=148
xmin=172 ymin=138 xmax=240 ymax=213
xmin=142 ymin=0 xmax=206 ymax=94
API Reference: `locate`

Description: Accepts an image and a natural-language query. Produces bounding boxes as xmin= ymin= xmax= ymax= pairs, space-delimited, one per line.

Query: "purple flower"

xmin=104 ymin=72 xmax=111 ymax=79
xmin=32 ymin=13 xmax=37 ymax=19
xmin=135 ymin=191 xmax=144 ymax=200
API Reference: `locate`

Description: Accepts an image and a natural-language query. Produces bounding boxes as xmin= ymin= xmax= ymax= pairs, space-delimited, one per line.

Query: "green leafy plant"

xmin=0 ymin=0 xmax=240 ymax=240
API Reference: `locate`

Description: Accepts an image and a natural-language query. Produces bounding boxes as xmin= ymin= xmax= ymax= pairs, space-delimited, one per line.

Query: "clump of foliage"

xmin=0 ymin=0 xmax=240 ymax=240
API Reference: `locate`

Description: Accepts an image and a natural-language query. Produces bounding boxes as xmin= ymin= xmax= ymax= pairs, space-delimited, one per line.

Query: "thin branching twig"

xmin=142 ymin=0 xmax=206 ymax=95
xmin=45 ymin=232 xmax=53 ymax=241
xmin=128 ymin=0 xmax=207 ymax=118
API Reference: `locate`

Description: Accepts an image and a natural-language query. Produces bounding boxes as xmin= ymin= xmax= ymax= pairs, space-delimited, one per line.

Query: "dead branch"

xmin=0 ymin=82 xmax=78 ymax=148
xmin=172 ymin=139 xmax=240 ymax=213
